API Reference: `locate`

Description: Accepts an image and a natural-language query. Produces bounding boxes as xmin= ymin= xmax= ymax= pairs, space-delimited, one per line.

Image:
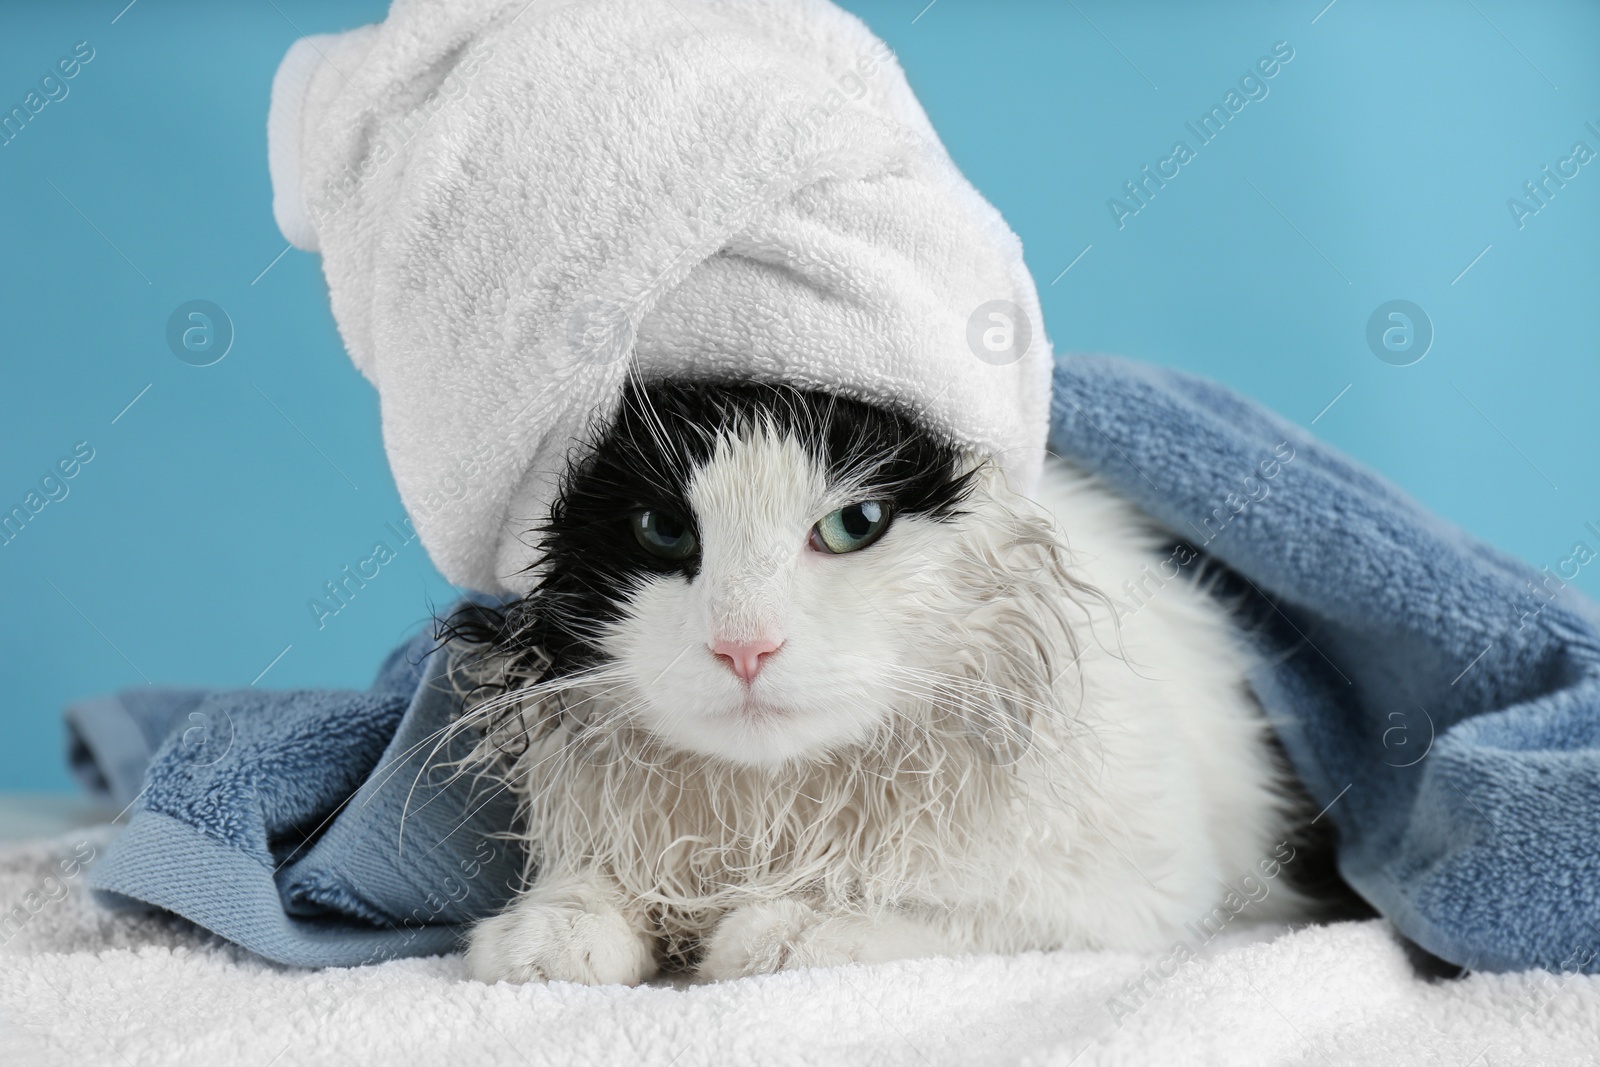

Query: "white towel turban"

xmin=268 ymin=0 xmax=1052 ymax=594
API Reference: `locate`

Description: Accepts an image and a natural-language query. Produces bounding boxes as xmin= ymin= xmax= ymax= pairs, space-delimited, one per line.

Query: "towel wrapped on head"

xmin=267 ymin=0 xmax=1052 ymax=594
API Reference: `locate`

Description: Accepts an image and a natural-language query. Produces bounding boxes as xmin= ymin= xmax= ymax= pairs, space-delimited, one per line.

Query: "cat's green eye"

xmin=811 ymin=500 xmax=891 ymax=554
xmin=631 ymin=509 xmax=698 ymax=561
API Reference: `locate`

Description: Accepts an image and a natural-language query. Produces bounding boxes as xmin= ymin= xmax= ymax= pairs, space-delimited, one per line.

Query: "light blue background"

xmin=2 ymin=1 xmax=1595 ymax=791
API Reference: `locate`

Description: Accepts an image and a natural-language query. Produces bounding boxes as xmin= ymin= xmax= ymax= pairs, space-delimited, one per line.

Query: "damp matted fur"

xmin=429 ymin=380 xmax=1304 ymax=982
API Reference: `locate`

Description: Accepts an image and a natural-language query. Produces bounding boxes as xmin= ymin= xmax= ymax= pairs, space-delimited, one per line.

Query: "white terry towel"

xmin=267 ymin=0 xmax=1052 ymax=594
xmin=7 ymin=832 xmax=1600 ymax=1067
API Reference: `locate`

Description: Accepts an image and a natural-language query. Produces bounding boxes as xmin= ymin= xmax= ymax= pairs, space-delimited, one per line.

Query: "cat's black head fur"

xmin=442 ymin=379 xmax=972 ymax=682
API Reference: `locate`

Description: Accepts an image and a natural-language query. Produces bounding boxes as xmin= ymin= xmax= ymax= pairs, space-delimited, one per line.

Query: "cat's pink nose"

xmin=710 ymin=636 xmax=784 ymax=683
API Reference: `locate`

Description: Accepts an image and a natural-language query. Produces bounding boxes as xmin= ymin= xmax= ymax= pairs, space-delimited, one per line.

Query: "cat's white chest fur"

xmin=464 ymin=397 xmax=1298 ymax=986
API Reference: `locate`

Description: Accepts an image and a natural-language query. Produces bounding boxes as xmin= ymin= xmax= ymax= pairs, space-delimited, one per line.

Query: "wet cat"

xmin=457 ymin=379 xmax=1306 ymax=984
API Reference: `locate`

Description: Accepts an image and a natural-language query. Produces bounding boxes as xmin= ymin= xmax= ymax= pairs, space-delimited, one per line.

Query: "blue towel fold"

xmin=1049 ymin=355 xmax=1600 ymax=974
xmin=71 ymin=630 xmax=524 ymax=967
xmin=68 ymin=355 xmax=1600 ymax=972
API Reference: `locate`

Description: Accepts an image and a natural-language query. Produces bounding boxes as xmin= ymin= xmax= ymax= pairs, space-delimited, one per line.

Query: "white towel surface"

xmin=4 ymin=831 xmax=1596 ymax=1066
xmin=267 ymin=0 xmax=1052 ymax=594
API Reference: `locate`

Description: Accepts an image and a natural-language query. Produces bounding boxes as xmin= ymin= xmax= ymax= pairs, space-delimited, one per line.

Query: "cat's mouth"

xmin=735 ymin=695 xmax=789 ymax=718
xmin=729 ymin=696 xmax=793 ymax=722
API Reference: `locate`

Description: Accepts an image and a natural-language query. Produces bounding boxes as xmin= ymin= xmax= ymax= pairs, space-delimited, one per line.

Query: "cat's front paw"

xmin=698 ymin=899 xmax=946 ymax=980
xmin=466 ymin=898 xmax=656 ymax=986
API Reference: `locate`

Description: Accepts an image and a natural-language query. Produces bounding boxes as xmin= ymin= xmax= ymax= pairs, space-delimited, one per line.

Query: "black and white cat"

xmin=457 ymin=379 xmax=1311 ymax=985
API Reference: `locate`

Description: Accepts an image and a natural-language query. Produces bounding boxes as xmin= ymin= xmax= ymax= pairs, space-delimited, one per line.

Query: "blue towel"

xmin=70 ymin=629 xmax=524 ymax=967
xmin=68 ymin=355 xmax=1600 ymax=973
xmin=1049 ymin=356 xmax=1600 ymax=974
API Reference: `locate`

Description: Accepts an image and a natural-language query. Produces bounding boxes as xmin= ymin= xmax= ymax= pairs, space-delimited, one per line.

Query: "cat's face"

xmin=509 ymin=381 xmax=977 ymax=767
